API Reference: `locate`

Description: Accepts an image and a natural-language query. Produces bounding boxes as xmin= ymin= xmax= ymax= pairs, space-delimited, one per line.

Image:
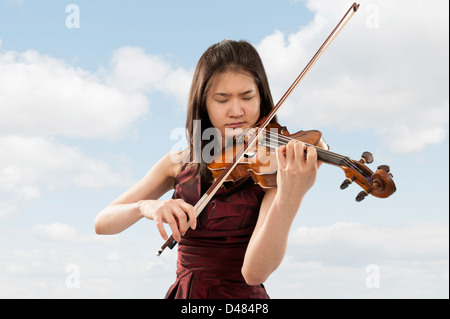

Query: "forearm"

xmin=243 ymin=141 xmax=321 ymax=285
xmin=95 ymin=202 xmax=143 ymax=235
xmin=242 ymin=193 xmax=304 ymax=285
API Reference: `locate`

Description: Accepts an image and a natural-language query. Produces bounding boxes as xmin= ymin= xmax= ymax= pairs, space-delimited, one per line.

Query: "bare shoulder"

xmin=143 ymin=150 xmax=187 ymax=186
xmin=160 ymin=150 xmax=190 ymax=178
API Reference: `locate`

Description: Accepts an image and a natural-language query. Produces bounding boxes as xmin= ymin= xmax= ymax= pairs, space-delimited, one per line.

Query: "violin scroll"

xmin=340 ymin=152 xmax=396 ymax=201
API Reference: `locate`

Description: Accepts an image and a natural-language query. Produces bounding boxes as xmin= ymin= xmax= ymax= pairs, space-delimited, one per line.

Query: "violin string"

xmin=260 ymin=131 xmax=368 ymax=178
xmin=263 ymin=131 xmax=350 ymax=165
xmin=239 ymin=130 xmax=369 ymax=179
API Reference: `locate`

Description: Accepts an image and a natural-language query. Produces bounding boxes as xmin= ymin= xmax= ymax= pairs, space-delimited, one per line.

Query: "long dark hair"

xmin=185 ymin=39 xmax=276 ymax=183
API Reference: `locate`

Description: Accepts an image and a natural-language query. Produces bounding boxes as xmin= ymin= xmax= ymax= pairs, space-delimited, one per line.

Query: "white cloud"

xmin=0 ymin=46 xmax=193 ymax=214
xmin=32 ymin=222 xmax=118 ymax=244
xmin=289 ymin=222 xmax=449 ymax=265
xmin=0 ymin=135 xmax=132 ymax=191
xmin=4 ymin=222 xmax=446 ymax=298
xmin=379 ymin=124 xmax=447 ymax=153
xmin=0 ymin=200 xmax=18 ymax=217
xmin=257 ymin=0 xmax=449 ymax=153
xmin=0 ymin=135 xmax=133 ymax=215
xmin=0 ymin=45 xmax=192 ymax=139
xmin=32 ymin=223 xmax=82 ymax=242
xmin=0 ymin=49 xmax=149 ymax=139
xmin=0 ymin=245 xmax=171 ymax=298
xmin=106 ymin=252 xmax=121 ymax=262
xmin=106 ymin=46 xmax=192 ymax=105
xmin=263 ymin=222 xmax=449 ymax=298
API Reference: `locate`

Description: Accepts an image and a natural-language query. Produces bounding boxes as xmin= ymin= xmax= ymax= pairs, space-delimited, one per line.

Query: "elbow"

xmin=94 ymin=218 xmax=103 ymax=235
xmin=94 ymin=214 xmax=107 ymax=235
xmin=94 ymin=206 xmax=114 ymax=235
xmin=241 ymin=267 xmax=269 ymax=286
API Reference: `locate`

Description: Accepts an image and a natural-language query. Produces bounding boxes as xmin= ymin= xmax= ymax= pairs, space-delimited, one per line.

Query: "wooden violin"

xmin=208 ymin=122 xmax=396 ymax=201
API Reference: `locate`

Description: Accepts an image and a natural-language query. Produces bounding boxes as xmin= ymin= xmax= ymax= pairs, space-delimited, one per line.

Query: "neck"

xmin=260 ymin=131 xmax=351 ymax=167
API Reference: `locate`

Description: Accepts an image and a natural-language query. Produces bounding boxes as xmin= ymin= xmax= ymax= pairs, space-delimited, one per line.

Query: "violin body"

xmin=208 ymin=123 xmax=324 ymax=188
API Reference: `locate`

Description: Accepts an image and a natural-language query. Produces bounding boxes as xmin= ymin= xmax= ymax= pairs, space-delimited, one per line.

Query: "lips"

xmin=225 ymin=122 xmax=245 ymax=129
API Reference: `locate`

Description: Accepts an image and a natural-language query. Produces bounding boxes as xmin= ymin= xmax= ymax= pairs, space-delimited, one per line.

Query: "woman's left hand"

xmin=275 ymin=140 xmax=318 ymax=203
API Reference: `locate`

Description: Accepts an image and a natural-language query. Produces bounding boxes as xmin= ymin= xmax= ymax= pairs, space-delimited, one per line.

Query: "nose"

xmin=227 ymin=98 xmax=244 ymax=118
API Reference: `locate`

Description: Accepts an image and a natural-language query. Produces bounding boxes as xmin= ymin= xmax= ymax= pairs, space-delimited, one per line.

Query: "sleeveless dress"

xmin=164 ymin=165 xmax=269 ymax=299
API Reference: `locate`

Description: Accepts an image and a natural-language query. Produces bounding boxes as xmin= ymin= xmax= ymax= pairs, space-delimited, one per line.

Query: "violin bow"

xmin=157 ymin=2 xmax=360 ymax=256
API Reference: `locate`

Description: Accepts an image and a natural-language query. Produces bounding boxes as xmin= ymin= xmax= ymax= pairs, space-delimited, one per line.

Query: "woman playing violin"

xmin=95 ymin=39 xmax=326 ymax=298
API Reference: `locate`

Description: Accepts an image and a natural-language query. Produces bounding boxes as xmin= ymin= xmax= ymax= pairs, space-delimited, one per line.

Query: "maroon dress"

xmin=164 ymin=165 xmax=269 ymax=299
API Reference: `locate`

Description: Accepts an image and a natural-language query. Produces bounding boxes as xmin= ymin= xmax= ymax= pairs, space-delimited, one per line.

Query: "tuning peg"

xmin=340 ymin=178 xmax=353 ymax=189
xmin=377 ymin=165 xmax=390 ymax=173
xmin=360 ymin=151 xmax=374 ymax=164
xmin=356 ymin=190 xmax=369 ymax=202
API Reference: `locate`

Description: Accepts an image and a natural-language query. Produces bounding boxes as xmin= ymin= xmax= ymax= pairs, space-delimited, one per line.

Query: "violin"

xmin=208 ymin=122 xmax=396 ymax=201
xmin=157 ymin=3 xmax=395 ymax=256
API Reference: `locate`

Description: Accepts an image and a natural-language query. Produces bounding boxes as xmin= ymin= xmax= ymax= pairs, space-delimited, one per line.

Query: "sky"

xmin=0 ymin=0 xmax=448 ymax=299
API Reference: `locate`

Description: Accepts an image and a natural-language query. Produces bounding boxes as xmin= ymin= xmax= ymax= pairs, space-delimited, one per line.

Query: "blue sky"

xmin=0 ymin=0 xmax=448 ymax=298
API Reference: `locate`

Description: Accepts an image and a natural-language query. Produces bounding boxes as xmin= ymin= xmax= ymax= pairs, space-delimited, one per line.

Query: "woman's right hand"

xmin=139 ymin=199 xmax=196 ymax=242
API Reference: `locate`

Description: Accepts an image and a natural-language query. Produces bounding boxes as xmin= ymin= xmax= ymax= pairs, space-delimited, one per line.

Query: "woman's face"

xmin=205 ymin=70 xmax=260 ymax=142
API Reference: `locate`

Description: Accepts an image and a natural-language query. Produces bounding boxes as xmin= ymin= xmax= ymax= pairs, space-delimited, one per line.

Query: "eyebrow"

xmin=213 ymin=89 xmax=255 ymax=97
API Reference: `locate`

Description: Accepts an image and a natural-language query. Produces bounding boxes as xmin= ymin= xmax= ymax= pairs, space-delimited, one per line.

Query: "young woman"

xmin=95 ymin=39 xmax=325 ymax=299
